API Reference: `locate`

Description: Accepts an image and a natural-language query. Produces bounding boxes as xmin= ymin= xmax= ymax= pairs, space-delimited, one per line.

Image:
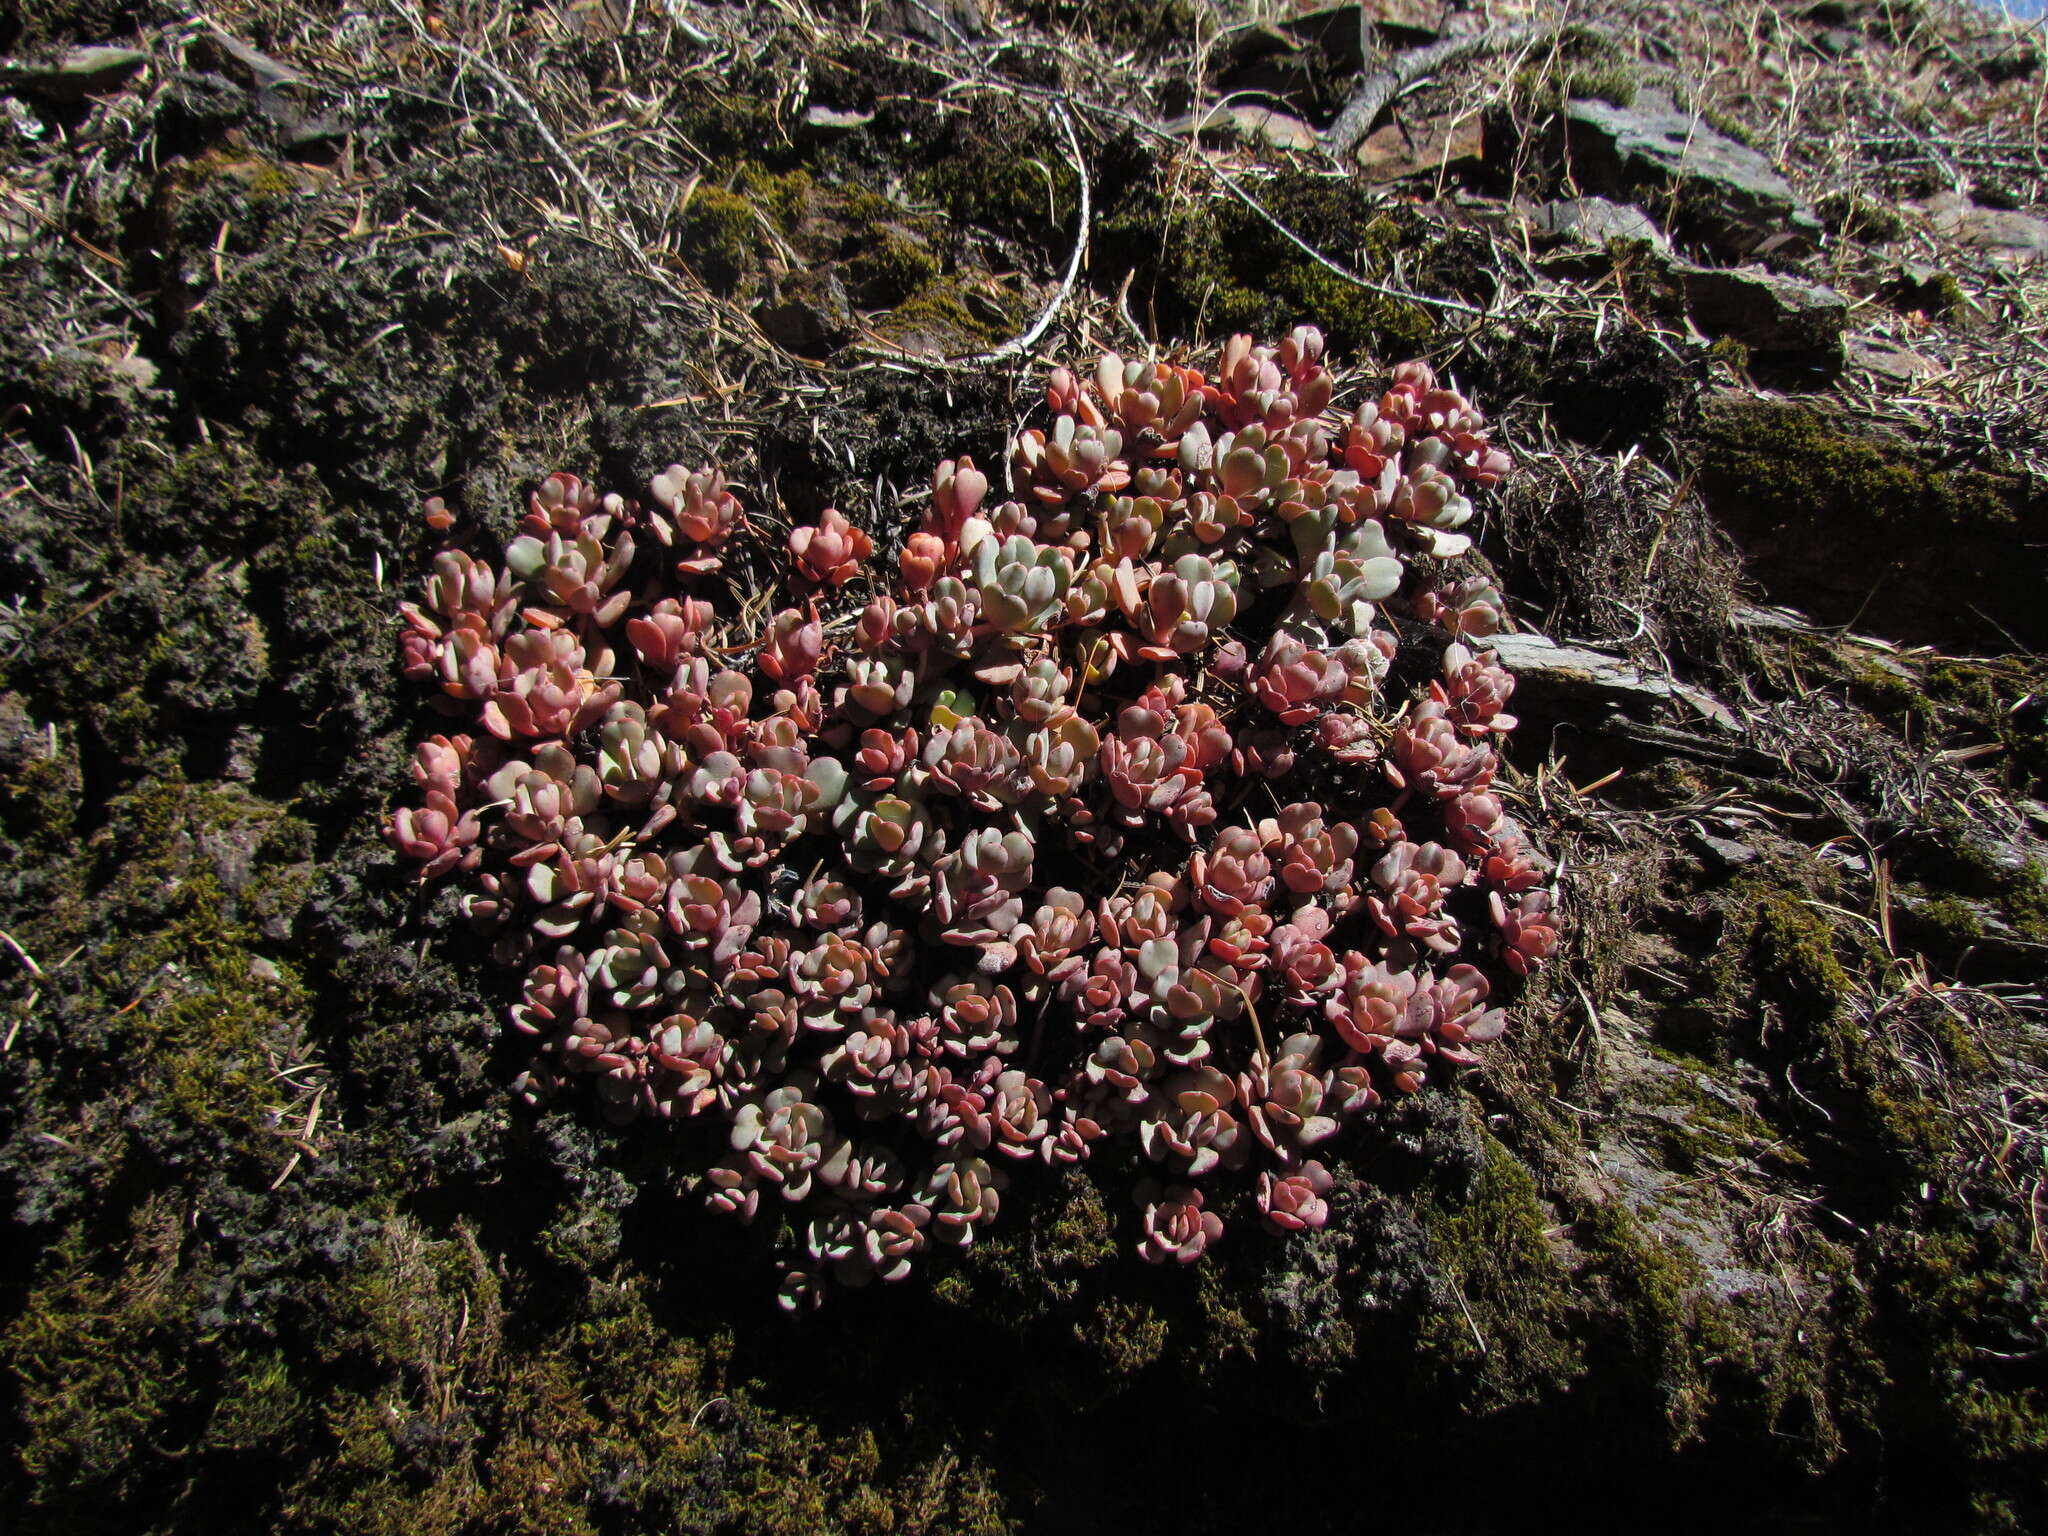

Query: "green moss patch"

xmin=1094 ymin=171 xmax=1488 ymax=355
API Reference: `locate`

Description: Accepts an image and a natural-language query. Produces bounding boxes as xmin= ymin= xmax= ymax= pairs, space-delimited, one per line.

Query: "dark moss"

xmin=0 ymin=0 xmax=179 ymax=47
xmin=1924 ymin=658 xmax=2048 ymax=801
xmin=1700 ymin=401 xmax=2019 ymax=540
xmin=907 ymin=108 xmax=1081 ymax=248
xmin=1886 ymin=267 xmax=1967 ymax=318
xmin=1897 ymin=887 xmax=1995 ymax=952
xmin=1872 ymin=1223 xmax=2048 ymax=1532
xmin=1016 ymin=0 xmax=1201 ymax=53
xmin=680 ymin=184 xmax=760 ymax=294
xmin=663 ymin=77 xmax=797 ymax=170
xmin=1093 ymin=172 xmax=1487 ymax=355
xmin=1412 ymin=1135 xmax=1584 ymax=1408
xmin=1701 ymin=880 xmax=1961 ymax=1187
xmin=1817 ymin=190 xmax=1908 ymax=243
xmin=1576 ymin=1203 xmax=1726 ymax=1445
xmin=847 ymin=229 xmax=943 ymax=308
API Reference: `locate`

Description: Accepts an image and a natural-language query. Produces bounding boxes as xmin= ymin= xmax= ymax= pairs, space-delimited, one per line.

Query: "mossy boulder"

xmin=1694 ymin=396 xmax=2046 ymax=648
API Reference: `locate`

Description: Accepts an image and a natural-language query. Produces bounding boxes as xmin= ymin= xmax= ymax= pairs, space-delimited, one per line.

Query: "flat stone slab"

xmin=1488 ymin=631 xmax=1735 ymax=726
xmin=0 ymin=45 xmax=148 ymax=101
xmin=1165 ymin=103 xmax=1320 ymax=153
xmin=1920 ymin=191 xmax=2048 ymax=264
xmin=1566 ymin=89 xmax=1819 ymax=259
xmin=1524 ymin=195 xmax=1670 ymax=250
xmin=1354 ymin=113 xmax=1483 ymax=182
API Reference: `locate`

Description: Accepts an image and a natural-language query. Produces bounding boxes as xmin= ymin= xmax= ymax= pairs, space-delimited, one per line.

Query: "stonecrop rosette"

xmin=388 ymin=329 xmax=1560 ymax=1307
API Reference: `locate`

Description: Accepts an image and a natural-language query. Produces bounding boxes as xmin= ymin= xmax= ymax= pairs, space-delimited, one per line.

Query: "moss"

xmin=165 ymin=149 xmax=307 ymax=207
xmin=1983 ymin=858 xmax=2048 ymax=943
xmin=1578 ymin=1203 xmax=1727 ymax=1444
xmin=2 ymin=749 xmax=78 ymax=853
xmin=1849 ymin=661 xmax=1935 ymax=722
xmin=1818 ymin=189 xmax=1908 ymax=243
xmin=1514 ymin=59 xmax=1640 ymax=113
xmin=1898 ymin=887 xmax=1993 ymax=951
xmin=736 ymin=164 xmax=815 ymax=236
xmin=874 ymin=279 xmax=1012 ymax=351
xmin=1706 ymin=334 xmax=1751 ymax=372
xmin=1705 ymin=881 xmax=1960 ymax=1174
xmin=680 ymin=184 xmax=763 ymax=294
xmin=664 ymin=82 xmax=793 ymax=169
xmin=942 ymin=1166 xmax=1120 ymax=1327
xmin=1413 ymin=1134 xmax=1584 ymax=1409
xmin=1093 ymin=172 xmax=1467 ymax=355
xmin=9 ymin=1192 xmax=1022 ymax=1536
xmin=6 ymin=1212 xmax=216 ymax=1522
xmin=1699 ymin=108 xmax=1757 ymax=147
xmin=848 ymin=229 xmax=943 ymax=308
xmin=1923 ymin=657 xmax=2048 ymax=801
xmin=1635 ymin=1048 xmax=1798 ymax=1175
xmin=1744 ymin=1236 xmax=1883 ymax=1470
xmin=1744 ymin=889 xmax=1856 ymax=1011
xmin=1 ymin=0 xmax=179 ymax=47
xmin=1875 ymin=1224 xmax=2048 ymax=1531
xmin=1886 ymin=266 xmax=1966 ymax=318
xmin=1698 ymin=401 xmax=2020 ymax=540
xmin=910 ymin=113 xmax=1080 ymax=246
xmin=1697 ymin=399 xmax=2046 ymax=645
xmin=837 ymin=184 xmax=896 ymax=226
xmin=1087 ymin=1297 xmax=1171 ymax=1377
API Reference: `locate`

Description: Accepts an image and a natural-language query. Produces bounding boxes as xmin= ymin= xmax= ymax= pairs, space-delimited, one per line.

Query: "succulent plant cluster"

xmin=389 ymin=330 xmax=1559 ymax=1306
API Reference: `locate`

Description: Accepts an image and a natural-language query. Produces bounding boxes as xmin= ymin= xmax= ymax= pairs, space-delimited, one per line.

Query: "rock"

xmin=188 ymin=30 xmax=303 ymax=93
xmin=1919 ymin=191 xmax=2048 ymax=264
xmin=1564 ymin=89 xmax=1820 ymax=260
xmin=187 ymin=28 xmax=349 ymax=158
xmin=1523 ymin=195 xmax=1669 ymax=250
xmin=1288 ymin=1 xmax=1443 ymax=56
xmin=1353 ymin=113 xmax=1483 ymax=182
xmin=1845 ymin=334 xmax=1937 ymax=382
xmin=1733 ymin=603 xmax=1821 ymax=633
xmin=1692 ymin=831 xmax=1761 ymax=871
xmin=759 ymin=272 xmax=853 ymax=358
xmin=871 ymin=0 xmax=990 ymax=43
xmin=1487 ymin=631 xmax=1736 ymax=725
xmin=799 ymin=104 xmax=875 ymax=138
xmin=1211 ymin=24 xmax=1324 ymax=110
xmin=281 ymin=114 xmax=348 ymax=161
xmin=1677 ymin=262 xmax=1847 ymax=373
xmin=1165 ymin=103 xmax=1320 ymax=153
xmin=1213 ymin=4 xmax=1438 ymax=109
xmin=1700 ymin=394 xmax=2048 ymax=650
xmin=103 ymin=352 xmax=160 ymax=390
xmin=0 ymin=45 xmax=149 ymax=102
xmin=1582 ymin=1016 xmax=1778 ymax=1303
